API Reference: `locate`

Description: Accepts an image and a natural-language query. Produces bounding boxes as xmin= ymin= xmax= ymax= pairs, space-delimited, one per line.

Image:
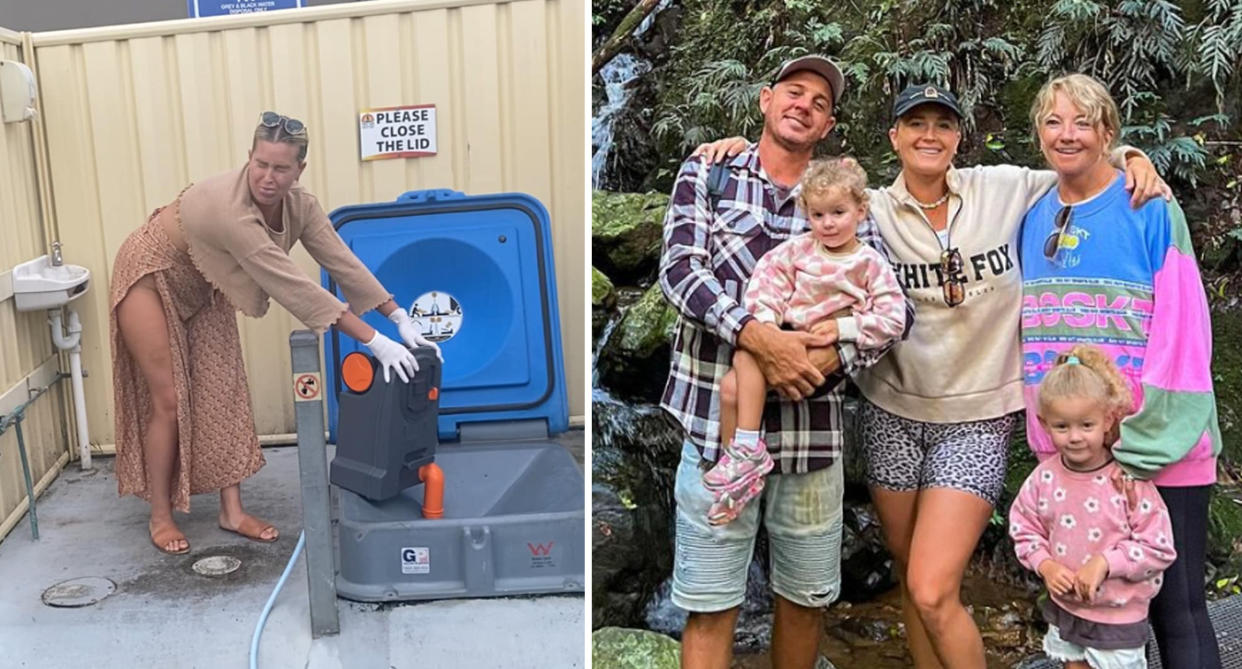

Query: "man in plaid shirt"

xmin=659 ymin=55 xmax=910 ymax=668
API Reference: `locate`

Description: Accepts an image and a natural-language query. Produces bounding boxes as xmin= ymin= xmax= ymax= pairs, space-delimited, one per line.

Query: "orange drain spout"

xmin=418 ymin=463 xmax=444 ymax=519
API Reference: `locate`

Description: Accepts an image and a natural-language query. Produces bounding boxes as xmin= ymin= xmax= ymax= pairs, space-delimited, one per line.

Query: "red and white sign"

xmin=293 ymin=372 xmax=321 ymax=402
xmin=359 ymin=105 xmax=437 ymax=161
xmin=527 ymin=541 xmax=555 ymax=569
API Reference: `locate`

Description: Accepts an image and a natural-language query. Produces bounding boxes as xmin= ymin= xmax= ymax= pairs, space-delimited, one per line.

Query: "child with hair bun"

xmin=1010 ymin=344 xmax=1176 ymax=669
xmin=704 ymin=157 xmax=906 ymax=524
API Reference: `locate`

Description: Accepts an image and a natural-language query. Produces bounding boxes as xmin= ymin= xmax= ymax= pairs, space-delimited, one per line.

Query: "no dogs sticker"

xmin=408 ymin=292 xmax=463 ymax=343
xmin=293 ymin=372 xmax=321 ymax=402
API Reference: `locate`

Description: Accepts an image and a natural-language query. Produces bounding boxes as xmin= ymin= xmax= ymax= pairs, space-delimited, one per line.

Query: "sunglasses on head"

xmin=1043 ymin=205 xmax=1073 ymax=261
xmin=940 ymin=247 xmax=965 ymax=307
xmin=260 ymin=111 xmax=306 ymax=136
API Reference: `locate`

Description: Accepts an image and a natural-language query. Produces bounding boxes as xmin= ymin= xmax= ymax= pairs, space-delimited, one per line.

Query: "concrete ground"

xmin=0 ymin=430 xmax=585 ymax=668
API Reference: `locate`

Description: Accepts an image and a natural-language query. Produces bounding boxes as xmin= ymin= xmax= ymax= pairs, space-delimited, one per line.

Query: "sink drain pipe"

xmin=49 ymin=308 xmax=91 ymax=470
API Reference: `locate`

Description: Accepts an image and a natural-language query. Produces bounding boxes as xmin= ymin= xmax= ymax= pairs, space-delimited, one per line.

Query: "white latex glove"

xmin=364 ymin=331 xmax=418 ymax=383
xmin=388 ymin=309 xmax=444 ymax=362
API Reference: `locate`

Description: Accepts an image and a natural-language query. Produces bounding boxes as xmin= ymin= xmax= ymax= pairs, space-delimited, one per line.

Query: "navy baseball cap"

xmin=772 ymin=55 xmax=846 ymax=107
xmin=892 ymin=83 xmax=963 ymax=120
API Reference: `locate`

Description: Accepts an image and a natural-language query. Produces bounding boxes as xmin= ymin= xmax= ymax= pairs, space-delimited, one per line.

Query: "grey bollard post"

xmin=289 ymin=330 xmax=339 ymax=637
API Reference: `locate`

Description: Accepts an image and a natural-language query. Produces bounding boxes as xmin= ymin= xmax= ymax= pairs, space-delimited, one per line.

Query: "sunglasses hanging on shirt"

xmin=940 ymin=247 xmax=965 ymax=307
xmin=1044 ymin=205 xmax=1074 ymax=261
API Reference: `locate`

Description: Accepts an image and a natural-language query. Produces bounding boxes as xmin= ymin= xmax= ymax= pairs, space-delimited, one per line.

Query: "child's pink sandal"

xmin=707 ymin=474 xmax=766 ymax=526
xmin=702 ymin=439 xmax=773 ymax=492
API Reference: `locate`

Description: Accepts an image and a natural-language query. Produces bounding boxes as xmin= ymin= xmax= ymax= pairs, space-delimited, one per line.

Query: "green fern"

xmin=1181 ymin=0 xmax=1242 ymax=112
xmin=636 ymin=0 xmax=1237 ymax=194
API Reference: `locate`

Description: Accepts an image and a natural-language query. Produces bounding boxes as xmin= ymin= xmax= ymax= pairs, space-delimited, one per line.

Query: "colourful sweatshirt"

xmin=1020 ymin=173 xmax=1222 ymax=486
xmin=742 ymin=234 xmax=905 ymax=349
xmin=1009 ymin=457 xmax=1176 ymax=625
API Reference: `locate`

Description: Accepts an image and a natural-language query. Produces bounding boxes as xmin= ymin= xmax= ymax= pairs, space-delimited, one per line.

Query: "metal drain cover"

xmin=192 ymin=555 xmax=241 ymax=577
xmin=42 ymin=577 xmax=116 ymax=607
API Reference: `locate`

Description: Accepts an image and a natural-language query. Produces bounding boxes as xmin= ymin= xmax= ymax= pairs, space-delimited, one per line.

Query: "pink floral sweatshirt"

xmin=742 ymin=234 xmax=905 ymax=349
xmin=1009 ymin=457 xmax=1176 ymax=625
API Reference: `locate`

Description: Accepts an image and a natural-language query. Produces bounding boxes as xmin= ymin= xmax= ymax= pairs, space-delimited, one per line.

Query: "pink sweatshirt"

xmin=742 ymin=234 xmax=905 ymax=349
xmin=1009 ymin=457 xmax=1176 ymax=625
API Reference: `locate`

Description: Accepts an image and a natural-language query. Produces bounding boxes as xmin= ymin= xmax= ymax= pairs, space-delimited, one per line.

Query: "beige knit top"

xmin=174 ymin=165 xmax=390 ymax=334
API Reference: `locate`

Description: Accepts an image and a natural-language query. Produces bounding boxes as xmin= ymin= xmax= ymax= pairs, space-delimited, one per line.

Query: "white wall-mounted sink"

xmin=12 ymin=254 xmax=90 ymax=311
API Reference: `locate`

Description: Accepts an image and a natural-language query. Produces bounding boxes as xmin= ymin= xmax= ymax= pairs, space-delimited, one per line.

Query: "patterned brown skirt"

xmin=109 ymin=208 xmax=265 ymax=512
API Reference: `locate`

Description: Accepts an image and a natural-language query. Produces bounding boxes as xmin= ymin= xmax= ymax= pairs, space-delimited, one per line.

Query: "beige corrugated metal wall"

xmin=0 ymin=27 xmax=71 ymax=537
xmin=30 ymin=0 xmax=585 ymax=448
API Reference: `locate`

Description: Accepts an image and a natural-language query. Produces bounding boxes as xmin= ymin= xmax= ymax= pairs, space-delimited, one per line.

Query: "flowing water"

xmin=591 ymin=53 xmax=650 ymax=189
xmin=591 ymin=0 xmax=674 ymax=188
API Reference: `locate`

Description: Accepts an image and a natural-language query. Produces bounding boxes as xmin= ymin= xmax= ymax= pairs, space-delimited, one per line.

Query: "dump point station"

xmin=287 ymin=189 xmax=581 ymax=635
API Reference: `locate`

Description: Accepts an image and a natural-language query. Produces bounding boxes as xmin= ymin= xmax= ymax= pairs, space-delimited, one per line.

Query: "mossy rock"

xmin=611 ymin=283 xmax=678 ymax=355
xmin=593 ymin=266 xmax=618 ymax=309
xmin=596 ymin=282 xmax=679 ymax=401
xmin=592 ymin=190 xmax=669 ymax=284
xmin=592 ymin=627 xmax=680 ymax=669
xmin=593 ymin=267 xmax=619 ymax=340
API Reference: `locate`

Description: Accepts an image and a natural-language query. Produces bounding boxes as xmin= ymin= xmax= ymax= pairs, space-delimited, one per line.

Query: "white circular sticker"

xmin=408 ymin=291 xmax=463 ymax=342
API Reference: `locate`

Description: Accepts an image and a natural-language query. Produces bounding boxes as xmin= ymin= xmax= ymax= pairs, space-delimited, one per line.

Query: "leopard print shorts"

xmin=859 ymin=399 xmax=1019 ymax=507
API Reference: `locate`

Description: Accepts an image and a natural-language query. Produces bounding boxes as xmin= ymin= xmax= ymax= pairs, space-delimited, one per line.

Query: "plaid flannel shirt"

xmin=658 ymin=145 xmax=913 ymax=474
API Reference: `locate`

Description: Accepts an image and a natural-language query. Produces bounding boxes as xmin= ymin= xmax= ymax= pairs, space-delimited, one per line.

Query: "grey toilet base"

xmin=336 ymin=440 xmax=584 ymax=602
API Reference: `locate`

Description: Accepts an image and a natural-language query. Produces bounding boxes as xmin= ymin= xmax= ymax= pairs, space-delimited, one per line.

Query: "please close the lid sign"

xmin=358 ymin=105 xmax=438 ymax=161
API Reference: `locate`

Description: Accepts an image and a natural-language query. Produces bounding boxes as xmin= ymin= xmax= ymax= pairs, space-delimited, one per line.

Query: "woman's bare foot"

xmin=218 ymin=511 xmax=279 ymax=542
xmin=149 ymin=517 xmax=189 ymax=554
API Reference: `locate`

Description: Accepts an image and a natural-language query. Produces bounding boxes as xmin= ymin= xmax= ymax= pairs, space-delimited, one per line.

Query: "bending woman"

xmin=110 ymin=112 xmax=436 ymax=554
xmin=696 ymin=82 xmax=1167 ymax=668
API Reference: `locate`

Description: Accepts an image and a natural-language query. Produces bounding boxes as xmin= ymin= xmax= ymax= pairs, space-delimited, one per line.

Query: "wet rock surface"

xmin=593 ymin=266 xmax=617 ymax=338
xmin=591 ymin=392 xmax=681 ymax=629
xmin=591 ymin=190 xmax=668 ymax=284
xmin=595 ymin=283 xmax=679 ymax=402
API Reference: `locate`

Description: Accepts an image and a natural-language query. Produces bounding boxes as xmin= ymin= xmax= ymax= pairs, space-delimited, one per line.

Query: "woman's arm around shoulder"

xmin=1102 ymin=478 xmax=1177 ymax=581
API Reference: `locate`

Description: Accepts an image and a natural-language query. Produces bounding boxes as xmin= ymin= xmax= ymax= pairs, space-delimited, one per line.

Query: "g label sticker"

xmin=401 ymin=546 xmax=430 ymax=574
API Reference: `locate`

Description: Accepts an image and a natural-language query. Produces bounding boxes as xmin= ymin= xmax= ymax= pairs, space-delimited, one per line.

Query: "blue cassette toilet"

xmin=322 ymin=189 xmax=582 ymax=601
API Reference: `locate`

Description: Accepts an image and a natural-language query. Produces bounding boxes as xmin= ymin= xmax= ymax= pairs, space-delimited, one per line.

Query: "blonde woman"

xmin=110 ymin=112 xmax=437 ymax=554
xmin=1020 ymin=73 xmax=1222 ymax=669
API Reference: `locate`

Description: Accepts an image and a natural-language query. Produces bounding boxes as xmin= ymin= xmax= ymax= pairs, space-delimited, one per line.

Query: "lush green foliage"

xmin=594 ymin=0 xmax=1242 ymax=265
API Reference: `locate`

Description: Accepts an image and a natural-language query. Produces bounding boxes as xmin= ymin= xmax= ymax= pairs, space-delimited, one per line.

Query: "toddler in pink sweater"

xmin=1009 ymin=345 xmax=1176 ymax=668
xmin=704 ymin=157 xmax=906 ymax=524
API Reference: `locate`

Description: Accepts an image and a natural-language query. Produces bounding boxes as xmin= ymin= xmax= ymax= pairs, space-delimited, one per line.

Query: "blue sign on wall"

xmin=188 ymin=0 xmax=303 ymax=18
